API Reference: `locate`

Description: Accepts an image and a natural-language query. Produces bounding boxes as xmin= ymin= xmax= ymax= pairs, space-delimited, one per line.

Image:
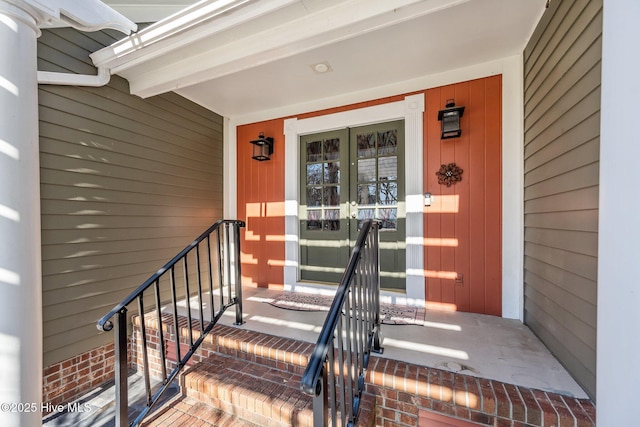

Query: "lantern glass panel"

xmin=252 ymin=142 xmax=270 ymax=161
xmin=441 ymin=113 xmax=461 ymax=138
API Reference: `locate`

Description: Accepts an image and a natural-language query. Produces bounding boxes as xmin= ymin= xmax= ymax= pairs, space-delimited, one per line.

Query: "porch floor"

xmin=219 ymin=286 xmax=588 ymax=399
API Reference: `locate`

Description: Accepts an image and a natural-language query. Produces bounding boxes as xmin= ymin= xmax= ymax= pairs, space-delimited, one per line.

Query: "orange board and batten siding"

xmin=237 ymin=76 xmax=502 ymax=316
xmin=237 ymin=121 xmax=286 ymax=288
xmin=423 ymin=76 xmax=502 ymax=316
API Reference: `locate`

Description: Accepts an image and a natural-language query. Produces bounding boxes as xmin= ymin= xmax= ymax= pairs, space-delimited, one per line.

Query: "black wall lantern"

xmin=250 ymin=132 xmax=274 ymax=161
xmin=437 ymin=99 xmax=465 ymax=139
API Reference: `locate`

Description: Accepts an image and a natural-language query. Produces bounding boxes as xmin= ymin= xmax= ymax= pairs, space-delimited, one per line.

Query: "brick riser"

xmin=182 ymin=353 xmax=313 ymax=426
xmin=181 ymin=354 xmax=377 ymax=427
xmin=366 ymin=358 xmax=595 ymax=427
xmin=133 ymin=315 xmax=594 ymax=426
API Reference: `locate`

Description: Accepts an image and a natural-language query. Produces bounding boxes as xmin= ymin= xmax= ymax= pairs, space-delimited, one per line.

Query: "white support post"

xmin=0 ymin=3 xmax=42 ymax=426
xmin=0 ymin=2 xmax=132 ymax=426
xmin=597 ymin=0 xmax=640 ymax=423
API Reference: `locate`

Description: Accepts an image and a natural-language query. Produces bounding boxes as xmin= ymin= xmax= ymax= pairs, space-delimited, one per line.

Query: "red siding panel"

xmin=423 ymin=76 xmax=502 ymax=315
xmin=237 ymin=120 xmax=285 ymax=288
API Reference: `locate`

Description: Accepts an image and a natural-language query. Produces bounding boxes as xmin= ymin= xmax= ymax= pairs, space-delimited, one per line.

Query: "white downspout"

xmin=37 ymin=66 xmax=110 ymax=86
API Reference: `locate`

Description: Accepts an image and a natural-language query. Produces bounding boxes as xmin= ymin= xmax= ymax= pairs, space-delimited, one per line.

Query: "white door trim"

xmin=283 ymin=94 xmax=425 ymax=304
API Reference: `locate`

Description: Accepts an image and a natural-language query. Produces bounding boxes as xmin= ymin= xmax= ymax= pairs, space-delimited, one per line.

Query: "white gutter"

xmin=37 ymin=66 xmax=110 ymax=86
xmin=30 ymin=0 xmax=137 ymax=87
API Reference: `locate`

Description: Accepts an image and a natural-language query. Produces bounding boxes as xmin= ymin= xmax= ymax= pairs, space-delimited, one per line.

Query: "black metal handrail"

xmin=96 ymin=219 xmax=245 ymax=427
xmin=301 ymin=219 xmax=383 ymax=426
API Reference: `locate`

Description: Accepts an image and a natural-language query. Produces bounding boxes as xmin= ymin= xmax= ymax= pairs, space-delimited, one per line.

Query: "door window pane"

xmin=324 ymin=209 xmax=340 ymax=231
xmin=307 ymin=164 xmax=322 ymax=185
xmin=357 ymin=132 xmax=376 ymax=158
xmin=357 ymin=208 xmax=375 ymax=229
xmin=307 ymin=140 xmax=322 ymax=163
xmin=378 ymin=182 xmax=397 ymax=205
xmin=307 ymin=210 xmax=322 ymax=230
xmin=378 ymin=157 xmax=397 ymax=181
xmin=379 ymin=208 xmax=397 ymax=230
xmin=378 ymin=129 xmax=398 ymax=156
xmin=324 ymin=162 xmax=340 ymax=184
xmin=357 ymin=184 xmax=376 ymax=205
xmin=307 ymin=187 xmax=322 ymax=207
xmin=358 ymin=158 xmax=376 ymax=182
xmin=323 ymin=186 xmax=340 ymax=206
xmin=324 ymin=138 xmax=340 ymax=161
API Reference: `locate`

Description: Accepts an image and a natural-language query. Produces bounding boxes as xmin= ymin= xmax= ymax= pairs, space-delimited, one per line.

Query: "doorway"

xmin=299 ymin=120 xmax=406 ymax=290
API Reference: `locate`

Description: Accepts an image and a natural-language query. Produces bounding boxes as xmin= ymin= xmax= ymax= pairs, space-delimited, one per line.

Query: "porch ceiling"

xmin=96 ymin=0 xmax=545 ymax=120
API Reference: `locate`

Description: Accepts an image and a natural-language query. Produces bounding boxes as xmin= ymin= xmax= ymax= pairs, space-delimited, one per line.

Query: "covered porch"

xmin=3 ymin=0 xmax=640 ymax=425
xmin=43 ymin=284 xmax=592 ymax=426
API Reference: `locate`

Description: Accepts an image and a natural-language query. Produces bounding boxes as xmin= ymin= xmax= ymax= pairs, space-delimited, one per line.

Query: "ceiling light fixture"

xmin=311 ymin=61 xmax=332 ymax=74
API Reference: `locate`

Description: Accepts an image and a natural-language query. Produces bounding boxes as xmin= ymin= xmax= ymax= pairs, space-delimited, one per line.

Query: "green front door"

xmin=299 ymin=120 xmax=405 ymax=290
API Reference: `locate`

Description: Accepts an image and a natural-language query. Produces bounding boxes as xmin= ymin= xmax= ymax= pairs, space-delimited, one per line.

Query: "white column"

xmin=283 ymin=118 xmax=300 ymax=290
xmin=223 ymin=117 xmax=238 ymax=218
xmin=403 ymin=94 xmax=425 ymax=304
xmin=0 ymin=2 xmax=42 ymax=426
xmin=501 ymin=55 xmax=525 ymax=320
xmin=597 ymin=0 xmax=640 ymax=423
xmin=0 ymin=2 xmax=133 ymax=426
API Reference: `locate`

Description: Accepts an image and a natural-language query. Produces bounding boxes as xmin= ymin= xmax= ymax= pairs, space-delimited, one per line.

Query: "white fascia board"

xmin=25 ymin=0 xmax=136 ymax=33
xmin=91 ymin=0 xmax=297 ymax=70
xmin=93 ymin=0 xmax=468 ymax=98
xmin=99 ymin=5 xmax=193 ymax=24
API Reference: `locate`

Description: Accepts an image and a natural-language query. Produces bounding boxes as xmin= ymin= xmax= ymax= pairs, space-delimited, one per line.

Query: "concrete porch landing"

xmin=219 ymin=287 xmax=588 ymax=399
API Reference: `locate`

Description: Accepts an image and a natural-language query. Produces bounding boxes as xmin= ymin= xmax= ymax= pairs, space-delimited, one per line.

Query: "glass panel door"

xmin=350 ymin=121 xmax=405 ymax=290
xmin=299 ymin=121 xmax=405 ymax=290
xmin=299 ymin=129 xmax=349 ymax=283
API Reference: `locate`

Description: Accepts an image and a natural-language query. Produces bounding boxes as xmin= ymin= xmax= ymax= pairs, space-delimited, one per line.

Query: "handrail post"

xmin=313 ymin=368 xmax=328 ymax=427
xmin=372 ymin=223 xmax=383 ymax=353
xmin=114 ymin=308 xmax=129 ymax=427
xmin=233 ymin=222 xmax=244 ymax=325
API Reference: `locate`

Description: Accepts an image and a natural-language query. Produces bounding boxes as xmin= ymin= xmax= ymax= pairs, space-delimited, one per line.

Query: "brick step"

xmin=133 ymin=314 xmax=316 ymax=375
xmin=181 ymin=352 xmax=314 ymax=426
xmin=199 ymin=326 xmax=594 ymax=426
xmin=203 ymin=324 xmax=314 ymax=375
xmin=142 ymin=396 xmax=260 ymax=427
xmin=365 ymin=357 xmax=596 ymax=426
xmin=134 ymin=314 xmax=595 ymax=426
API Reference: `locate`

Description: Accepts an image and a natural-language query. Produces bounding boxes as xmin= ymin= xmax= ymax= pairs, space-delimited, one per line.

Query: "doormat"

xmin=268 ymin=292 xmax=425 ymax=325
